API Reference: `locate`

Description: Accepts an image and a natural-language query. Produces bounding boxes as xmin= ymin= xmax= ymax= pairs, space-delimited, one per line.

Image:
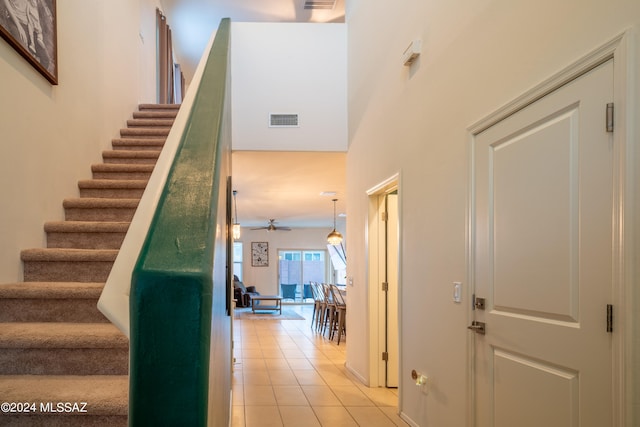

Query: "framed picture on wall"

xmin=251 ymin=242 xmax=269 ymax=267
xmin=0 ymin=0 xmax=58 ymax=84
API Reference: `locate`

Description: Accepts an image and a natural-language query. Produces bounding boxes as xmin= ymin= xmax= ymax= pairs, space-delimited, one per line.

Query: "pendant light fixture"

xmin=232 ymin=190 xmax=241 ymax=240
xmin=327 ymin=198 xmax=343 ymax=245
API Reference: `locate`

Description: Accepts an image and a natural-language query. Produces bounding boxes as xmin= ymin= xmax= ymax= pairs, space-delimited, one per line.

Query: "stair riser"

xmin=23 ymin=261 xmax=114 ymax=282
xmin=79 ymin=188 xmax=145 ymax=199
xmin=0 ymin=299 xmax=109 ymax=322
xmin=0 ymin=348 xmax=128 ymax=375
xmin=0 ymin=415 xmax=127 ymax=427
xmin=47 ymin=232 xmax=126 ymax=250
xmin=65 ymin=208 xmax=136 ymax=222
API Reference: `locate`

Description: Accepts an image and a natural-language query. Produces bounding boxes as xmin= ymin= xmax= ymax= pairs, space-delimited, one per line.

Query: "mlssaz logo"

xmin=40 ymin=402 xmax=88 ymax=413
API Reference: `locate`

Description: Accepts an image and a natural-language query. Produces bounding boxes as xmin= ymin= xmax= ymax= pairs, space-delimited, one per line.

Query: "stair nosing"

xmin=44 ymin=221 xmax=130 ymax=233
xmin=21 ymin=248 xmax=119 ymax=262
xmin=0 ymin=282 xmax=104 ymax=299
xmin=0 ymin=322 xmax=129 ymax=348
xmin=63 ymin=198 xmax=140 ymax=208
xmin=78 ymin=179 xmax=148 ymax=189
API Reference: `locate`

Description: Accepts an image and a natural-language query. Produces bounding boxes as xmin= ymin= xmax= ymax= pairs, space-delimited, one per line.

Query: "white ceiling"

xmin=232 ymin=151 xmax=346 ymax=229
xmin=160 ymin=0 xmax=345 ymax=80
xmin=158 ymin=0 xmax=347 ymax=229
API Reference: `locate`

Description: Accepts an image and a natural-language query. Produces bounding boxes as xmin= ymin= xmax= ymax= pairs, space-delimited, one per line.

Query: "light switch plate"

xmin=453 ymin=282 xmax=462 ymax=303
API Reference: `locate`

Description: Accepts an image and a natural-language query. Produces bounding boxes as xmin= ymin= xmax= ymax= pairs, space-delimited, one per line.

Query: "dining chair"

xmin=280 ymin=283 xmax=297 ymax=301
xmin=318 ymin=283 xmax=334 ymax=335
xmin=308 ymin=282 xmax=322 ymax=328
xmin=329 ymin=284 xmax=347 ymax=344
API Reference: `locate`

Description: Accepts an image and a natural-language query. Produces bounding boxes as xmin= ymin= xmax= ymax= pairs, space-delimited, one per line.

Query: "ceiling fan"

xmin=251 ymin=219 xmax=292 ymax=232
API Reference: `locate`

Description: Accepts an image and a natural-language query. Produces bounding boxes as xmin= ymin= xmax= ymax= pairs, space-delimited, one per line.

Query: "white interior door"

xmin=471 ymin=60 xmax=614 ymax=426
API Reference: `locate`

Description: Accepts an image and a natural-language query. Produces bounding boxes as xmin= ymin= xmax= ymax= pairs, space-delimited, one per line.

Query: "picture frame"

xmin=0 ymin=0 xmax=58 ymax=84
xmin=251 ymin=242 xmax=269 ymax=267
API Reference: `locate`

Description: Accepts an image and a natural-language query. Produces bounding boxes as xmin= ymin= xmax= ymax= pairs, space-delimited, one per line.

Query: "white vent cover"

xmin=304 ymin=0 xmax=336 ymax=10
xmin=269 ymin=114 xmax=299 ymax=127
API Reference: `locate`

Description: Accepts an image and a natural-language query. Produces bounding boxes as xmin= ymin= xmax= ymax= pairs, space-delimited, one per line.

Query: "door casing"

xmin=367 ymin=174 xmax=401 ymax=392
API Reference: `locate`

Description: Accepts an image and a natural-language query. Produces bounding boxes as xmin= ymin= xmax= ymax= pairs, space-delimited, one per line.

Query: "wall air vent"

xmin=304 ymin=0 xmax=336 ymax=10
xmin=269 ymin=114 xmax=299 ymax=127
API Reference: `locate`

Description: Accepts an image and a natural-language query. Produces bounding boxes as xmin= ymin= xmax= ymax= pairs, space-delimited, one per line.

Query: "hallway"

xmin=232 ymin=305 xmax=408 ymax=426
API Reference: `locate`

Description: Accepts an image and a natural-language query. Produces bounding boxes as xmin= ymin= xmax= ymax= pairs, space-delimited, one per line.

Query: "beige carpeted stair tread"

xmin=133 ymin=110 xmax=177 ymax=119
xmin=44 ymin=221 xmax=129 ymax=233
xmin=0 ymin=282 xmax=104 ymax=299
xmin=126 ymin=119 xmax=174 ymax=127
xmin=0 ymin=375 xmax=128 ymax=415
xmin=119 ymin=128 xmax=170 ymax=138
xmin=139 ymin=103 xmax=180 ymax=110
xmin=77 ymin=179 xmax=148 ymax=190
xmin=91 ymin=163 xmax=155 ymax=173
xmin=0 ymin=323 xmax=128 ymax=348
xmin=63 ymin=198 xmax=140 ymax=209
xmin=111 ymin=138 xmax=166 ymax=149
xmin=102 ymin=150 xmax=161 ymax=160
xmin=21 ymin=248 xmax=118 ymax=262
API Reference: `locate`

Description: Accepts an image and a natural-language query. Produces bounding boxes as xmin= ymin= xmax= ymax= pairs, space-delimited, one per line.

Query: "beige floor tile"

xmin=245 ymin=405 xmax=283 ymax=427
xmin=301 ymin=385 xmax=342 ymax=406
xmin=279 ymin=406 xmax=321 ymax=427
xmin=232 ymin=369 xmax=243 ymax=385
xmin=262 ymin=349 xmax=286 ymax=358
xmin=243 ymin=371 xmax=272 ymax=385
xmin=232 ymin=385 xmax=244 ymax=405
xmin=378 ymin=406 xmax=411 ymax=426
xmin=319 ymin=370 xmax=355 ymax=386
xmin=359 ymin=387 xmax=398 ymax=407
xmin=346 ymin=406 xmax=397 ymax=427
xmin=231 ymin=404 xmax=245 ymax=427
xmin=242 ymin=348 xmax=264 ymax=359
xmin=287 ymin=358 xmax=315 ymax=370
xmin=293 ymin=369 xmax=327 ymax=386
xmin=240 ymin=358 xmax=267 ymax=370
xmin=273 ymin=385 xmax=310 ymax=406
xmin=330 ymin=385 xmax=375 ymax=406
xmin=282 ymin=349 xmax=308 ymax=359
xmin=268 ymin=369 xmax=299 ymax=386
xmin=233 ymin=305 xmax=401 ymax=427
xmin=312 ymin=406 xmax=359 ymax=426
xmin=244 ymin=385 xmax=277 ymax=405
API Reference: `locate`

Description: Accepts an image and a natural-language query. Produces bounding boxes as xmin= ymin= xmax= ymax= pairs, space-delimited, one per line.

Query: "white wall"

xmin=346 ymin=0 xmax=639 ymax=426
xmin=237 ymin=226 xmax=342 ymax=296
xmin=231 ymin=22 xmax=347 ymax=152
xmin=0 ymin=0 xmax=161 ymax=282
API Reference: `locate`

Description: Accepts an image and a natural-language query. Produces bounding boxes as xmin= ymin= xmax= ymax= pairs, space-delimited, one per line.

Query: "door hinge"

xmin=382 ymin=351 xmax=389 ymax=361
xmin=382 ymin=282 xmax=389 ymax=292
xmin=607 ymin=304 xmax=613 ymax=333
xmin=606 ymin=103 xmax=614 ymax=132
xmin=381 ymin=211 xmax=388 ymax=221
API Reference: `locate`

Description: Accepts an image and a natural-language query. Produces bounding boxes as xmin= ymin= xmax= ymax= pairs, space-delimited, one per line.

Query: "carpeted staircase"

xmin=0 ymin=104 xmax=179 ymax=426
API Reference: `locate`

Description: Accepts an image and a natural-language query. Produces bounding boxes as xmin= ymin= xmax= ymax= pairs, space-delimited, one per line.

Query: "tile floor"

xmin=232 ymin=305 xmax=409 ymax=427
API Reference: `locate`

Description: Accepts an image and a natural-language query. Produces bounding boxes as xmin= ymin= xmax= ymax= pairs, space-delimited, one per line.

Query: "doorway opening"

xmin=367 ymin=175 xmax=400 ymax=390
